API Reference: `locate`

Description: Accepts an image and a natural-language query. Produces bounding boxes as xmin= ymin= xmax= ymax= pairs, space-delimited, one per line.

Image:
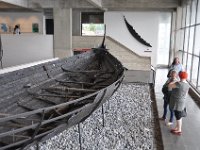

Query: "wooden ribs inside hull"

xmin=0 ymin=48 xmax=124 ymax=150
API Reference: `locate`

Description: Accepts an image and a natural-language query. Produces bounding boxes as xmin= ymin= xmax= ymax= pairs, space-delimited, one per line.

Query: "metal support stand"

xmin=106 ymin=98 xmax=110 ymax=110
xmin=0 ymin=60 xmax=2 ymax=69
xmin=36 ymin=141 xmax=39 ymax=150
xmin=102 ymin=104 xmax=105 ymax=127
xmin=78 ymin=123 xmax=82 ymax=150
xmin=0 ymin=34 xmax=3 ymax=69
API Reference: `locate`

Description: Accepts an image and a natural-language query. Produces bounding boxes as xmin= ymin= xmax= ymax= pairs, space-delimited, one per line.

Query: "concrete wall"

xmin=72 ymin=10 xmax=171 ymax=66
xmin=72 ymin=9 xmax=102 ymax=36
xmin=72 ymin=36 xmax=102 ymax=48
xmin=72 ymin=36 xmax=151 ymax=70
xmin=1 ymin=34 xmax=53 ymax=68
xmin=106 ymin=37 xmax=151 ymax=70
xmin=0 ymin=12 xmax=43 ymax=34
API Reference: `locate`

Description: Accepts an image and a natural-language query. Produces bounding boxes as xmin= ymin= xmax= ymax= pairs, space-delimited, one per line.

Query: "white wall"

xmin=0 ymin=58 xmax=58 ymax=74
xmin=104 ymin=11 xmax=171 ymax=66
xmin=1 ymin=34 xmax=54 ymax=68
xmin=0 ymin=12 xmax=44 ymax=34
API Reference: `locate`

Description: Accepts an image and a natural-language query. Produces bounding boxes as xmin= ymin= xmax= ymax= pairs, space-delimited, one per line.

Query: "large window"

xmin=174 ymin=0 xmax=200 ymax=92
xmin=82 ymin=24 xmax=104 ymax=36
xmin=81 ymin=12 xmax=104 ymax=36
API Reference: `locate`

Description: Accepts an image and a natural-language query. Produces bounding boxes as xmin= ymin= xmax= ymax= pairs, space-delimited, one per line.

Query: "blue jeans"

xmin=162 ymin=99 xmax=174 ymax=122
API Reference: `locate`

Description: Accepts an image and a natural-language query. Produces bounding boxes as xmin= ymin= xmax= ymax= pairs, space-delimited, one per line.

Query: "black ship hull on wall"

xmin=0 ymin=42 xmax=124 ymax=149
xmin=123 ymin=16 xmax=152 ymax=47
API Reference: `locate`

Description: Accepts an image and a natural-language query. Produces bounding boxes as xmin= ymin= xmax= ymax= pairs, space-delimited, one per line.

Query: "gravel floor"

xmin=29 ymin=83 xmax=155 ymax=150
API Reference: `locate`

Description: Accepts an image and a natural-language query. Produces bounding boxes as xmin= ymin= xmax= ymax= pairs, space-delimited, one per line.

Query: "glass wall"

xmin=173 ymin=0 xmax=200 ymax=91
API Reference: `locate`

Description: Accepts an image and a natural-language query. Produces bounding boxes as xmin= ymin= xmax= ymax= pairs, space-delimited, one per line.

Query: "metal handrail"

xmin=151 ymin=65 xmax=156 ymax=86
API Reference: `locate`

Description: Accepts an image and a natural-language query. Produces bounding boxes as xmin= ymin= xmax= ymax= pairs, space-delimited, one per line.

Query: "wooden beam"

xmin=44 ymin=87 xmax=96 ymax=93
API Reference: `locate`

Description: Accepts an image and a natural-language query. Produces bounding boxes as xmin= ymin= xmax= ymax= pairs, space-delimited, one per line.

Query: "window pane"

xmin=184 ymin=28 xmax=189 ymax=52
xmin=82 ymin=24 xmax=104 ymax=36
xmin=197 ymin=62 xmax=200 ymax=90
xmin=194 ymin=26 xmax=200 ymax=55
xmin=188 ymin=27 xmax=194 ymax=53
xmin=177 ymin=7 xmax=182 ymax=29
xmin=186 ymin=54 xmax=192 ymax=80
xmin=191 ymin=0 xmax=197 ymax=25
xmin=186 ymin=4 xmax=191 ymax=26
xmin=197 ymin=0 xmax=200 ymax=23
xmin=182 ymin=52 xmax=187 ymax=69
xmin=182 ymin=6 xmax=187 ymax=27
xmin=175 ymin=30 xmax=184 ymax=51
xmin=191 ymin=56 xmax=199 ymax=86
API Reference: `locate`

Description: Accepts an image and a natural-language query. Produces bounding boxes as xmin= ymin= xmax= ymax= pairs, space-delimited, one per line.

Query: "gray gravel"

xmin=29 ymin=83 xmax=154 ymax=150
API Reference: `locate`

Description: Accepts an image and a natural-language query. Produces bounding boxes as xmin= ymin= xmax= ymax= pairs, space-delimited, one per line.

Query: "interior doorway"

xmin=46 ymin=19 xmax=54 ymax=35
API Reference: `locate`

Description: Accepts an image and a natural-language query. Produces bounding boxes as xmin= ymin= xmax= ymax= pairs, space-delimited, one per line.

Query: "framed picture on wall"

xmin=0 ymin=23 xmax=8 ymax=33
xmin=32 ymin=23 xmax=39 ymax=33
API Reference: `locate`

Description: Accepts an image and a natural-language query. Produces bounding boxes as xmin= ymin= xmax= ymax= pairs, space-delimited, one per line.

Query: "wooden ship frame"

xmin=0 ymin=38 xmax=124 ymax=150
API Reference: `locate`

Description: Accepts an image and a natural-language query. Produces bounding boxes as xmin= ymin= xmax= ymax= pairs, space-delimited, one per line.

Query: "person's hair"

xmin=179 ymin=71 xmax=188 ymax=80
xmin=171 ymin=70 xmax=177 ymax=76
xmin=172 ymin=57 xmax=180 ymax=65
xmin=167 ymin=69 xmax=177 ymax=78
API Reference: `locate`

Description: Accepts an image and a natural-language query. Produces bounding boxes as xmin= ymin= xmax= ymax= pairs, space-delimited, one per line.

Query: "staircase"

xmin=72 ymin=36 xmax=151 ymax=71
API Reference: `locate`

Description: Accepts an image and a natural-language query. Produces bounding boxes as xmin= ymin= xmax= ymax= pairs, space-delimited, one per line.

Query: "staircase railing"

xmin=151 ymin=65 xmax=156 ymax=86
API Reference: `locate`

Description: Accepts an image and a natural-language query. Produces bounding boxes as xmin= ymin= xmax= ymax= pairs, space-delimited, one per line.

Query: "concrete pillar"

xmin=72 ymin=9 xmax=81 ymax=36
xmin=53 ymin=8 xmax=72 ymax=58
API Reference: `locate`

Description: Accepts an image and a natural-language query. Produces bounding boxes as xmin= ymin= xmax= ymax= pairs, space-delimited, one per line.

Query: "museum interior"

xmin=0 ymin=0 xmax=200 ymax=150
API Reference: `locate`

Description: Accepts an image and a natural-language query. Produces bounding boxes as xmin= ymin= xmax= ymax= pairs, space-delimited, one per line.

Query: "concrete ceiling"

xmin=0 ymin=1 xmax=21 ymax=8
xmin=0 ymin=0 xmax=181 ymax=12
xmin=102 ymin=0 xmax=180 ymax=11
xmin=0 ymin=0 xmax=37 ymax=12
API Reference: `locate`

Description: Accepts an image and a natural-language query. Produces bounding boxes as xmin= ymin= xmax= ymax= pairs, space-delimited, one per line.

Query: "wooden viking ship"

xmin=0 ymin=38 xmax=124 ymax=150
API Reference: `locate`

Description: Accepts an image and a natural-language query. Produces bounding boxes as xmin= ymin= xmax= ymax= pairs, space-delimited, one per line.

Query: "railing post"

xmin=102 ymin=104 xmax=105 ymax=127
xmin=36 ymin=141 xmax=39 ymax=150
xmin=151 ymin=65 xmax=156 ymax=87
xmin=78 ymin=123 xmax=82 ymax=150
